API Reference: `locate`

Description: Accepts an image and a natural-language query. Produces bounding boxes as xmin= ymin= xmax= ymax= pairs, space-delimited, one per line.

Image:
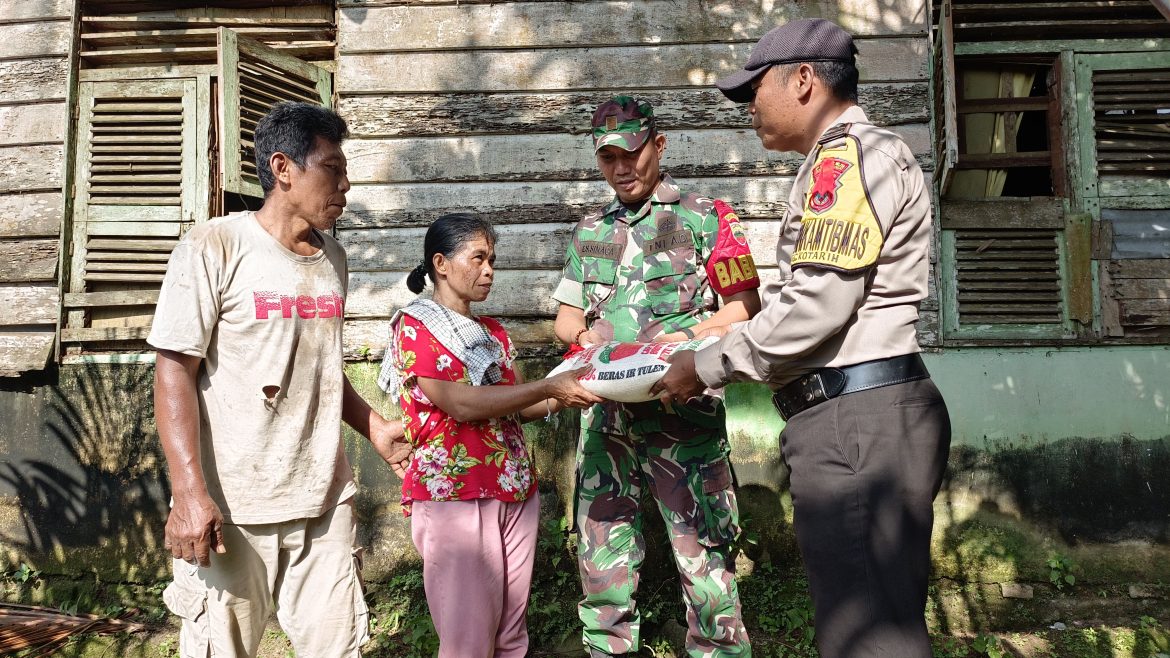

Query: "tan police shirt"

xmin=694 ymin=106 xmax=930 ymax=389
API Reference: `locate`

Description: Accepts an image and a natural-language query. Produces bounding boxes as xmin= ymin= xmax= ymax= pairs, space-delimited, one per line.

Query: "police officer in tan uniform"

xmin=652 ymin=19 xmax=951 ymax=658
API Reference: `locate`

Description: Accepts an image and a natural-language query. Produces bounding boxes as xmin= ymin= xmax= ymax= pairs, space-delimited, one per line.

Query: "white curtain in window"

xmin=948 ymin=68 xmax=1036 ymax=198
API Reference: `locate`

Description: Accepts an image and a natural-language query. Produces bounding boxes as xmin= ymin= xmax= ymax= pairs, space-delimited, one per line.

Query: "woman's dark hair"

xmin=254 ymin=102 xmax=349 ymax=195
xmin=406 ymin=213 xmax=498 ymax=294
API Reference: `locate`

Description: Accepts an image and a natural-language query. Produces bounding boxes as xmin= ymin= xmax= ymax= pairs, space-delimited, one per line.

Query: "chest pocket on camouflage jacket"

xmin=578 ymin=228 xmax=627 ymax=320
xmin=641 ymin=224 xmax=700 ymax=316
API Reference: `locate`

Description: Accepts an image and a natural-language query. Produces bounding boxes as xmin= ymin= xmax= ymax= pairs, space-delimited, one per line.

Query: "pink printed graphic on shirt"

xmin=253 ymin=291 xmax=345 ymax=320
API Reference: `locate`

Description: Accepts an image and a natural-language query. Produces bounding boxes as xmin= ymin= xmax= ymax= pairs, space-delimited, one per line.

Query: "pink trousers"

xmin=410 ymin=493 xmax=540 ymax=658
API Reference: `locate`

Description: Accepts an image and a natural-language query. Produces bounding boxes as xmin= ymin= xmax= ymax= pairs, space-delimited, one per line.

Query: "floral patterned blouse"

xmin=391 ymin=313 xmax=536 ymax=515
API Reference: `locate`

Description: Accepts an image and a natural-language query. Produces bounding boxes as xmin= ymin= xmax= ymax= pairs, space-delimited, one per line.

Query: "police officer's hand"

xmin=370 ymin=416 xmax=411 ymax=478
xmin=649 ymin=350 xmax=706 ymax=404
xmin=165 ymin=491 xmax=225 ymax=568
xmin=547 ymin=366 xmax=605 ymax=409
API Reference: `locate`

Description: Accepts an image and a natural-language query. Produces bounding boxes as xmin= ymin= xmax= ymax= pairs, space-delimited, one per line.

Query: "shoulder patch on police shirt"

xmin=792 ymin=135 xmax=883 ymax=272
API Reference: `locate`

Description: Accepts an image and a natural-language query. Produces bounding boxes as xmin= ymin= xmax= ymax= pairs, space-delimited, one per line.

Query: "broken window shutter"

xmin=1079 ymin=54 xmax=1170 ymax=339
xmin=62 ymin=78 xmax=206 ymax=349
xmin=217 ymin=27 xmax=332 ymax=199
xmin=932 ymin=0 xmax=958 ymax=197
xmin=942 ymin=199 xmax=1066 ymax=330
xmin=1091 ymin=66 xmax=1170 ymax=183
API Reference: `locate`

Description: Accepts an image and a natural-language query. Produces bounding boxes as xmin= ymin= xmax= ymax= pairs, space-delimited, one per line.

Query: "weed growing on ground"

xmin=1046 ymin=553 xmax=1077 ymax=592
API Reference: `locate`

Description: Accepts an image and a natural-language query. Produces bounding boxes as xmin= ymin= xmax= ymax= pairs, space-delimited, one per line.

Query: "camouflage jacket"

xmin=552 ymin=174 xmax=759 ymax=343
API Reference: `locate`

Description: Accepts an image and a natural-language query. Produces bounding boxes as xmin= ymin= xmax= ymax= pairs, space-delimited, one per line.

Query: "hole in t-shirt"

xmin=262 ymin=385 xmax=280 ymax=402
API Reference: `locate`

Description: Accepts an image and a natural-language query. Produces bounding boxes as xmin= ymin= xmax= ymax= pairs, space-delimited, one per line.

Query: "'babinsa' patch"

xmin=792 ymin=136 xmax=883 ymax=272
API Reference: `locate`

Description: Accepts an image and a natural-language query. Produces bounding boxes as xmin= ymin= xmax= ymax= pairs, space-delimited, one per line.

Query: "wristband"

xmin=680 ymin=326 xmax=695 ymax=339
xmin=573 ymin=327 xmax=590 ymax=346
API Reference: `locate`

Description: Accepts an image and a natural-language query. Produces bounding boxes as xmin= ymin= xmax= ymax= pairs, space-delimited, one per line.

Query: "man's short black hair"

xmin=253 ymin=102 xmax=349 ymax=195
xmin=777 ymin=60 xmax=860 ymax=103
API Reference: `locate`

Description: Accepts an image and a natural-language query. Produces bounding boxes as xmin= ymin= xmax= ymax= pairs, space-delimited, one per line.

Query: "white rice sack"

xmin=545 ymin=337 xmax=719 ymax=403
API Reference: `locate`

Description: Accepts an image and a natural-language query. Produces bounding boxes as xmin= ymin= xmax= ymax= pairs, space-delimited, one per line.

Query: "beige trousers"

xmin=162 ymin=499 xmax=369 ymax=658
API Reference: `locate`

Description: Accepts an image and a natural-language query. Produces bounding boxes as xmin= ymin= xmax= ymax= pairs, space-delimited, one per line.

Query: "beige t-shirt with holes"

xmin=148 ymin=212 xmax=356 ymax=524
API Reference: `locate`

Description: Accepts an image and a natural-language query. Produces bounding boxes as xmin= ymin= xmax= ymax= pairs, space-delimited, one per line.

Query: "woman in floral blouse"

xmin=382 ymin=213 xmax=600 ymax=658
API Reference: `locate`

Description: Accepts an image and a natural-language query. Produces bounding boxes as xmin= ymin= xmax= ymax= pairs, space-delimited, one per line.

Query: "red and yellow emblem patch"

xmin=793 ymin=136 xmax=883 ymax=272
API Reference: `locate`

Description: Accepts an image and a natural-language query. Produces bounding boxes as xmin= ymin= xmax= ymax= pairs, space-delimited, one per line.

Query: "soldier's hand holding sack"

xmin=544 ymin=337 xmax=718 ymax=403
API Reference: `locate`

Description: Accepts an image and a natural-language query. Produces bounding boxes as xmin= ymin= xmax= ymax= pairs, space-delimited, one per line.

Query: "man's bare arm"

xmin=155 ymin=349 xmax=224 ymax=567
xmin=341 ymin=375 xmax=410 ymax=478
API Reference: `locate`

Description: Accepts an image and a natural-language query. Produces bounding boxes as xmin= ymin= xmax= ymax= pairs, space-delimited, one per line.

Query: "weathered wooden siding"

xmin=335 ymin=0 xmax=935 ymax=358
xmin=0 ymin=1 xmax=72 ymax=376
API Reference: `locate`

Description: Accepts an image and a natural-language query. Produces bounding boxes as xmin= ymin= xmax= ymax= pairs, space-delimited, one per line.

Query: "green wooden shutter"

xmin=1074 ymin=53 xmax=1170 ymax=338
xmin=931 ymin=0 xmax=958 ymax=196
xmin=941 ymin=199 xmax=1073 ymax=339
xmin=218 ymin=27 xmax=332 ymax=199
xmin=63 ymin=78 xmax=208 ymax=350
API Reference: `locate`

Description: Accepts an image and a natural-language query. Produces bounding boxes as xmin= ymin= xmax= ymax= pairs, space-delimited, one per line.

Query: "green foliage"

xmin=931 ymin=635 xmax=971 ymax=658
xmin=733 ymin=510 xmax=761 ymax=555
xmin=365 ymin=569 xmax=439 ymax=658
xmin=1047 ymin=553 xmax=1077 ymax=591
xmin=11 ymin=562 xmax=41 ymax=585
xmin=156 ymin=636 xmax=182 ymax=658
xmin=526 ymin=515 xmax=583 ymax=649
xmin=1139 ymin=615 xmax=1170 ymax=655
xmin=739 ymin=563 xmax=817 ymax=658
xmin=971 ymin=633 xmax=1006 ymax=658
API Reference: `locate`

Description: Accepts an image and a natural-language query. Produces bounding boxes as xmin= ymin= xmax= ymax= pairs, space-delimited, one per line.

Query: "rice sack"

xmin=545 ymin=337 xmax=719 ymax=403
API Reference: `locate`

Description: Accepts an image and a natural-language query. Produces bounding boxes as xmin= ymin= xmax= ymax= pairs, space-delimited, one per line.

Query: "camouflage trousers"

xmin=574 ymin=396 xmax=751 ymax=658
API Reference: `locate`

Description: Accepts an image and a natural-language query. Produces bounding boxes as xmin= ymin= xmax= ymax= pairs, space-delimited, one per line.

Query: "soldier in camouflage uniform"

xmin=551 ymin=96 xmax=761 ymax=658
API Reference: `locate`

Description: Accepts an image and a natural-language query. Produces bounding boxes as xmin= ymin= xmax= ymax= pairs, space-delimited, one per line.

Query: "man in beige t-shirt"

xmin=653 ymin=19 xmax=951 ymax=658
xmin=149 ymin=102 xmax=409 ymax=658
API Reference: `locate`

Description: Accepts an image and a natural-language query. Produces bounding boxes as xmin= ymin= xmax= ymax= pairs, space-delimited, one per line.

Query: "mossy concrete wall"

xmin=1 ymin=346 xmax=1168 ymax=627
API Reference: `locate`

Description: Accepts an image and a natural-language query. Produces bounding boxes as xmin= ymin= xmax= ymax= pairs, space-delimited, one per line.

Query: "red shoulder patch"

xmin=706 ymin=199 xmax=761 ymax=296
xmin=808 ymin=157 xmax=852 ymax=214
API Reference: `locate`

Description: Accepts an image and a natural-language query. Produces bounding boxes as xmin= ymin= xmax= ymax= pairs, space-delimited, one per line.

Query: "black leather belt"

xmin=771 ymin=353 xmax=929 ymax=421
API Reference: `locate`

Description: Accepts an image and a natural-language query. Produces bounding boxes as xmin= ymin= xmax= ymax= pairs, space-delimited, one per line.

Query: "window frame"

xmin=59 ymin=29 xmax=333 ymax=363
xmin=931 ymin=15 xmax=1170 ymax=345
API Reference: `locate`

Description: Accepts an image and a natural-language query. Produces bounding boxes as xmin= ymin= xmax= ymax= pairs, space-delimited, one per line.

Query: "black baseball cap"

xmin=715 ymin=19 xmax=859 ymax=103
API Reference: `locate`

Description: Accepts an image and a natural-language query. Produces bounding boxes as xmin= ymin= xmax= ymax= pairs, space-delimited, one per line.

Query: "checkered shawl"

xmin=377 ymin=298 xmax=504 ymax=394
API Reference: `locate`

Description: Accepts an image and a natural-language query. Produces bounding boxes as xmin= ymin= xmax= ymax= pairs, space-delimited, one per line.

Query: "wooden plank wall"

xmin=0 ymin=0 xmax=72 ymax=376
xmin=334 ymin=0 xmax=935 ymax=359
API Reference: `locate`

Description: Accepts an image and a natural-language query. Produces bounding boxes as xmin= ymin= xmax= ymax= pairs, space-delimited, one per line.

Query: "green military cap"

xmin=591 ymin=95 xmax=655 ymax=152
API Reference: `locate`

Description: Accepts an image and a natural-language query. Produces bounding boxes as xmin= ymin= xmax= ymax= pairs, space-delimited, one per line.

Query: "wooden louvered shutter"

xmin=931 ymin=0 xmax=958 ymax=197
xmin=218 ymin=27 xmax=332 ymax=199
xmin=1075 ymin=53 xmax=1170 ymax=338
xmin=941 ymin=199 xmax=1074 ymax=338
xmin=63 ymin=78 xmax=207 ymax=350
xmin=1090 ymin=67 xmax=1170 ymax=184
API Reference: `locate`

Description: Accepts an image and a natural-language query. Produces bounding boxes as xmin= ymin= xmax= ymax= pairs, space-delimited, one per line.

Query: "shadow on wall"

xmin=0 ymin=365 xmax=170 ymax=582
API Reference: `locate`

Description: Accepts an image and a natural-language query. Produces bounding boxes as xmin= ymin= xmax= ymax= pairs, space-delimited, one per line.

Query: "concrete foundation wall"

xmin=1 ymin=346 xmax=1167 ymax=602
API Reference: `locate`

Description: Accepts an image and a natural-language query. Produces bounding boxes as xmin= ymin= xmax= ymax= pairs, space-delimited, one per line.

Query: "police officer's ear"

xmin=792 ymin=63 xmax=818 ymax=101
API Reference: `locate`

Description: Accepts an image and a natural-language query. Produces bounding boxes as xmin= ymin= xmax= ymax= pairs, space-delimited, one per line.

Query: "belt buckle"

xmin=798 ymin=372 xmax=831 ymax=408
xmin=771 ymin=392 xmax=793 ymax=421
xmin=773 ymin=372 xmax=831 ymax=421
